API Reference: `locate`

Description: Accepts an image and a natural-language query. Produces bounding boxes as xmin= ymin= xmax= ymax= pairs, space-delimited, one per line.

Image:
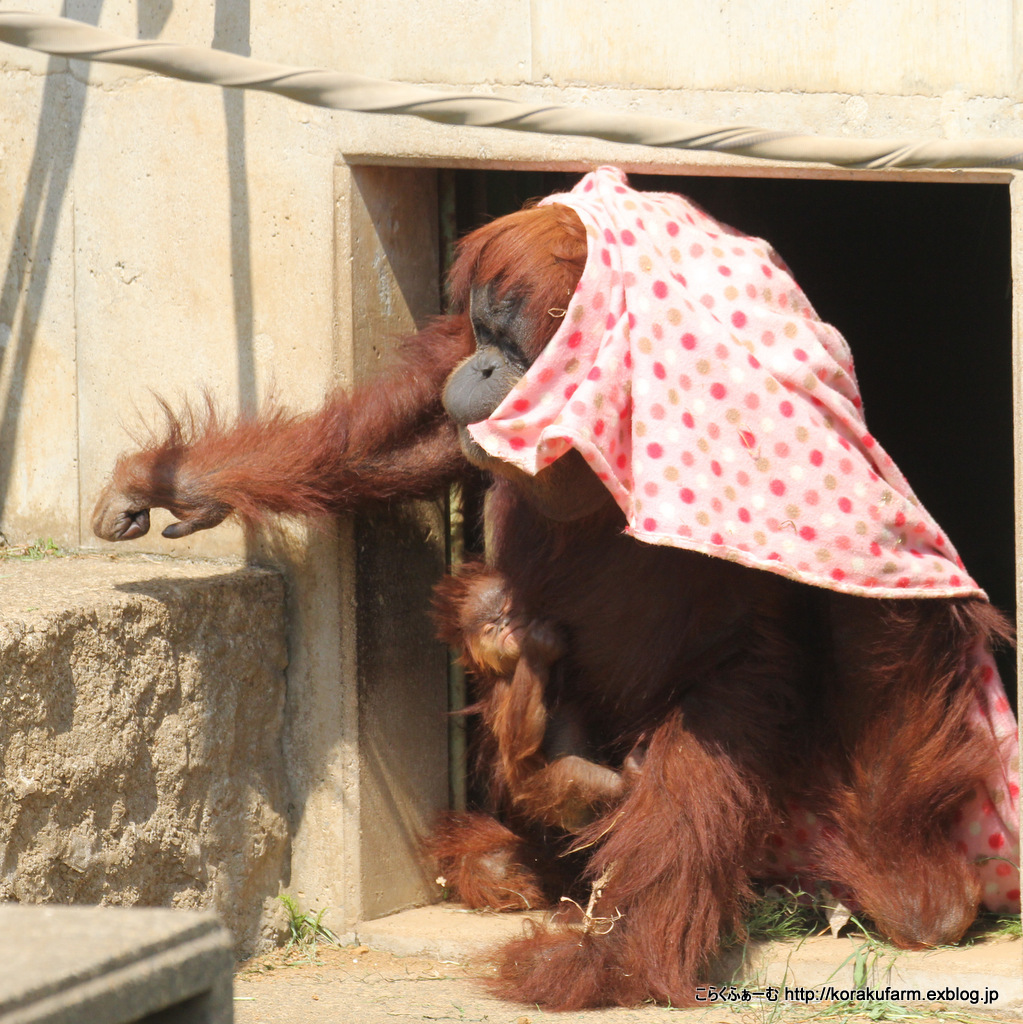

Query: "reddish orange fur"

xmin=94 ymin=201 xmax=1016 ymax=1010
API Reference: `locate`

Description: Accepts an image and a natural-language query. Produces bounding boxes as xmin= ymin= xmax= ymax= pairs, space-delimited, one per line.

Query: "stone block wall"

xmin=0 ymin=556 xmax=289 ymax=953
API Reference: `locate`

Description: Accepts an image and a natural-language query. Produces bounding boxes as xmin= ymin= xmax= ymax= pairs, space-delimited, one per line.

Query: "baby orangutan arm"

xmin=434 ymin=563 xmax=628 ymax=831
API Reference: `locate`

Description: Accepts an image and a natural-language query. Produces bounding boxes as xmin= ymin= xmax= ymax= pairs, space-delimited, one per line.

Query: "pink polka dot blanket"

xmin=469 ymin=166 xmax=1019 ymax=912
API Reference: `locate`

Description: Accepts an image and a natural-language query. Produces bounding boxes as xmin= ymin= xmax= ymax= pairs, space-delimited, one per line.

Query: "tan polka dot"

xmin=696 ymin=511 xmax=710 ymax=526
xmin=712 ymin=247 xmax=724 ymax=258
xmin=754 ymin=531 xmax=767 ymax=545
xmin=823 ymin=474 xmax=837 ymax=490
xmin=803 ymin=374 xmax=817 ymax=391
xmin=636 ymin=421 xmax=647 ymax=437
xmin=724 ymin=285 xmax=739 ymax=301
xmin=697 ymin=437 xmax=710 ymax=453
xmin=725 ymin=408 xmax=740 ymax=424
xmin=667 ymin=308 xmax=682 ymax=325
xmin=638 ymin=337 xmax=653 ymax=354
xmin=696 ymin=359 xmax=711 ymax=374
xmin=724 ymin=485 xmax=736 ymax=501
xmin=855 ymin=521 xmax=867 ymax=535
xmin=765 ymin=378 xmax=779 ymax=393
xmin=664 ymin=466 xmax=679 ymax=481
xmin=756 ymin=458 xmax=771 ymax=473
xmin=784 ymin=322 xmax=798 ymax=338
xmin=785 ymin=504 xmax=800 ymax=519
xmin=639 ymin=255 xmax=653 ymax=273
xmin=795 ymin=426 xmax=809 ymax=443
xmin=594 ymin=393 xmax=604 ymax=409
xmin=624 ymin=199 xmax=637 ymax=210
xmin=816 ymin=549 xmax=831 ymax=562
xmin=572 ymin=305 xmax=585 ymax=322
xmin=670 ymin=247 xmax=681 ymax=263
xmin=565 ymin=358 xmax=579 ymax=374
xmin=882 ymin=561 xmax=898 ymax=575
xmin=667 ymin=389 xmax=680 ymax=405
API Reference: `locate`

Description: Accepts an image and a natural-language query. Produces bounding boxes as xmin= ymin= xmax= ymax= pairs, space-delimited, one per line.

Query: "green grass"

xmin=276 ymin=893 xmax=340 ymax=953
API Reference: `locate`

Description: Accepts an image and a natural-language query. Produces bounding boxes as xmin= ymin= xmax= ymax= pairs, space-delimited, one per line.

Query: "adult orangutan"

xmin=92 ymin=167 xmax=1019 ymax=1009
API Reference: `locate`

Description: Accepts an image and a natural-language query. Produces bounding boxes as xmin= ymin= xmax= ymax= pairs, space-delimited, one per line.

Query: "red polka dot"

xmin=681 ymin=333 xmax=697 ymax=350
xmin=738 ymin=507 xmax=751 ymax=523
xmin=830 ymin=568 xmax=846 ymax=581
xmin=605 ymin=312 xmax=616 ymax=329
xmin=623 ymin=351 xmax=633 ymax=369
xmin=838 ymin=497 xmax=852 ymax=513
xmin=621 ymin=229 xmax=636 ymax=245
xmin=513 ymin=398 xmax=530 ymax=412
xmin=862 ymin=433 xmax=875 ymax=448
xmin=567 ymin=331 xmax=583 ymax=349
xmin=666 ymin=221 xmax=680 ymax=237
xmin=603 ymin=229 xmax=615 ymax=244
xmin=949 ymin=575 xmax=962 ymax=586
xmin=682 ymin=412 xmax=695 ymax=429
xmin=710 ymin=532 xmax=724 ymax=545
xmin=770 ymin=479 xmax=786 ymax=496
xmin=587 ymin=367 xmax=602 ymax=381
xmin=997 ymin=863 xmax=1012 ymax=877
xmin=761 ymin=264 xmax=773 ymax=278
xmin=1008 ymin=889 xmax=1020 ymax=901
xmin=601 ymin=248 xmax=611 ymax=266
xmin=989 ymin=833 xmax=1006 ymax=850
xmin=679 ymin=488 xmax=695 ymax=503
xmin=643 ymin=517 xmax=657 ymax=531
xmin=731 ymin=311 xmax=747 ymax=328
xmin=653 ymin=362 xmax=666 ymax=380
xmin=738 ymin=429 xmax=756 ymax=449
xmin=564 ymin=384 xmax=578 ymax=400
xmin=711 ymin=461 xmax=722 ymax=476
xmin=748 ymin=354 xmax=761 ymax=369
xmin=869 ymin=542 xmax=882 ymax=557
xmin=798 ymin=526 xmax=816 ymax=541
xmin=710 ymin=383 xmax=727 ymax=400
xmin=647 ymin=443 xmax=664 ymax=459
xmin=594 ymin=420 xmax=605 ymax=436
xmin=809 ymin=450 xmax=823 ymax=467
xmin=718 ymin=265 xmax=732 ymax=277
xmin=616 ymin=454 xmax=627 ymax=469
xmin=652 ymin=280 xmax=668 ymax=300
xmin=793 ymin=348 xmax=808 ymax=362
xmin=774 ymin=442 xmax=790 ymax=458
xmin=509 ymin=437 xmax=526 ymax=450
xmin=779 ymin=401 xmax=794 ymax=417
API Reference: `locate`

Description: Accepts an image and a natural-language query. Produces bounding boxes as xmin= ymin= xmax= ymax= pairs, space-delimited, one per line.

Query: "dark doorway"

xmin=444 ymin=169 xmax=1015 ymax=701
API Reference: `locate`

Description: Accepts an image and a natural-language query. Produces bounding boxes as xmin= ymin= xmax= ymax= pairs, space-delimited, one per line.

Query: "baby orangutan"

xmin=433 ymin=562 xmax=635 ymax=832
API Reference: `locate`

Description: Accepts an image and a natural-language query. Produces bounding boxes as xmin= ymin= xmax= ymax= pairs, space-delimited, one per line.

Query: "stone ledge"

xmin=0 ymin=904 xmax=232 ymax=1023
xmin=0 ymin=554 xmax=291 ymax=955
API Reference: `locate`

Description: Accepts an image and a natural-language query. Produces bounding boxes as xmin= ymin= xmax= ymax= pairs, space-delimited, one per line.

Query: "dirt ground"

xmin=233 ymin=944 xmax=1023 ymax=1024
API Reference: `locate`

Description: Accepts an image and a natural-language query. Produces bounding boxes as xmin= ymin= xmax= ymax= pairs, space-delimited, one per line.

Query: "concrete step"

xmin=0 ymin=904 xmax=232 ymax=1023
xmin=0 ymin=554 xmax=290 ymax=955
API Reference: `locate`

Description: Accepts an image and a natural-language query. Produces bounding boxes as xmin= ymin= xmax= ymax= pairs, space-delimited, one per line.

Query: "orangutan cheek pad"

xmin=468 ymin=165 xmax=1020 ymax=912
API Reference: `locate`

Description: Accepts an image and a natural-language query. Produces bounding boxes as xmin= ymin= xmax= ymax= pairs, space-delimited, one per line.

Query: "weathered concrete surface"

xmin=0 ymin=554 xmax=290 ymax=955
xmin=0 ymin=904 xmax=232 ymax=1024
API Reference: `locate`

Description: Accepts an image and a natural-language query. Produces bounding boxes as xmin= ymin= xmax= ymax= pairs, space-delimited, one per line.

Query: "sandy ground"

xmin=233 ymin=944 xmax=1023 ymax=1024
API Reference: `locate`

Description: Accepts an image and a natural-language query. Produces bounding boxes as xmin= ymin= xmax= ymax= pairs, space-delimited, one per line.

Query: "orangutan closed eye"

xmin=92 ymin=168 xmax=1018 ymax=1010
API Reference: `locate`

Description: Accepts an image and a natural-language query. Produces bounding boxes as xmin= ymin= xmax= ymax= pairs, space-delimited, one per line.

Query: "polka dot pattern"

xmin=467 ymin=167 xmax=1019 ymax=911
xmin=469 ymin=167 xmax=983 ymax=600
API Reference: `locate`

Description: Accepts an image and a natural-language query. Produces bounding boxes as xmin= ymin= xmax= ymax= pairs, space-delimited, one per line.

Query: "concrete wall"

xmin=1 ymin=0 xmax=1020 ymax=937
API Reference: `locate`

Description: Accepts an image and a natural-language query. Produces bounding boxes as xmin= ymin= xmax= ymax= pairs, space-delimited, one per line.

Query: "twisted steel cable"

xmin=1 ymin=11 xmax=1022 ymax=171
